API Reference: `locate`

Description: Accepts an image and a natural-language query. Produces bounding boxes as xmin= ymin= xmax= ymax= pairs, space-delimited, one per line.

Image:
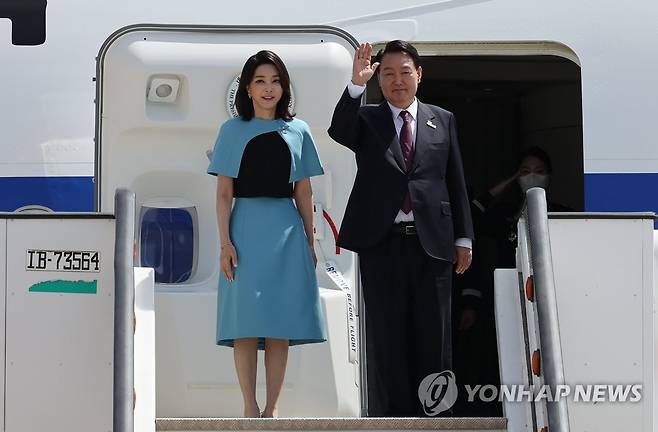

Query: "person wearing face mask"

xmin=471 ymin=146 xmax=570 ymax=246
xmin=452 ymin=146 xmax=570 ymax=417
xmin=518 ymin=171 xmax=550 ymax=192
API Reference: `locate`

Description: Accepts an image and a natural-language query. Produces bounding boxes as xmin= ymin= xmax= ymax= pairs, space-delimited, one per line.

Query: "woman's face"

xmin=518 ymin=155 xmax=550 ymax=192
xmin=518 ymin=155 xmax=547 ymax=176
xmin=247 ymin=63 xmax=283 ymax=119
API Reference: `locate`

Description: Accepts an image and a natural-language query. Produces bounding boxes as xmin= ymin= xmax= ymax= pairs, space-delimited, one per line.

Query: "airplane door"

xmin=95 ymin=25 xmax=364 ymax=417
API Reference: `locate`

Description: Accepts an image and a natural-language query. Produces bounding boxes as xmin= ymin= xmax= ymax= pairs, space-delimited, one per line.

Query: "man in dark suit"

xmin=328 ymin=41 xmax=474 ymax=417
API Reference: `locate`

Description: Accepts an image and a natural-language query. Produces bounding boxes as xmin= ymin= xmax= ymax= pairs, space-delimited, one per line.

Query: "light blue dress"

xmin=208 ymin=117 xmax=326 ymax=349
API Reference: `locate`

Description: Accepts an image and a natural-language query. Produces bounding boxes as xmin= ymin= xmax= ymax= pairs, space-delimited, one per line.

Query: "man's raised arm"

xmin=328 ymin=43 xmax=380 ymax=151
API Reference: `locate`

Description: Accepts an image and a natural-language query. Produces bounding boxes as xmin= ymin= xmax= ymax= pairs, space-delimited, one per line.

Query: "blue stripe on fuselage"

xmin=1 ymin=174 xmax=657 ymax=224
xmin=0 ymin=176 xmax=93 ymax=212
xmin=585 ymin=172 xmax=658 ymax=227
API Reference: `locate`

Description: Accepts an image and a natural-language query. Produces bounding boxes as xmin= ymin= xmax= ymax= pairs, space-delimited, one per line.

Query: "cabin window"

xmin=139 ymin=206 xmax=198 ymax=284
xmin=1 ymin=0 xmax=47 ymax=45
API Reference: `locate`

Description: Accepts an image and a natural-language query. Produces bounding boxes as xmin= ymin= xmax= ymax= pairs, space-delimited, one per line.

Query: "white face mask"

xmin=518 ymin=173 xmax=549 ymax=192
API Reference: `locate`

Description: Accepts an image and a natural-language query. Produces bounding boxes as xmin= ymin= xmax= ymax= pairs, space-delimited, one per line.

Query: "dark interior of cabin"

xmin=366 ymin=55 xmax=583 ymax=211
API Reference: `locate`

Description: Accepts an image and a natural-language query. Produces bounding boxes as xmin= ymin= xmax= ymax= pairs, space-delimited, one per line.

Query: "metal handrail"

xmin=524 ymin=187 xmax=570 ymax=432
xmin=114 ymin=189 xmax=136 ymax=432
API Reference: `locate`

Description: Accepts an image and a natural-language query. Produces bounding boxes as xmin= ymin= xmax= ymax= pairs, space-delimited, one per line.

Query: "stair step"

xmin=156 ymin=417 xmax=507 ymax=431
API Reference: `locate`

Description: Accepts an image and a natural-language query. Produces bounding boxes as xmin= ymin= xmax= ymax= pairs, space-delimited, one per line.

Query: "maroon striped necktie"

xmin=399 ymin=110 xmax=414 ymax=214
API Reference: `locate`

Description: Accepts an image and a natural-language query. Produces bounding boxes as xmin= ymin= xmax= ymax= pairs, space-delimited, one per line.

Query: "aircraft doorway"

xmin=366 ymin=43 xmax=582 ymax=417
xmin=366 ymin=44 xmax=584 ymax=212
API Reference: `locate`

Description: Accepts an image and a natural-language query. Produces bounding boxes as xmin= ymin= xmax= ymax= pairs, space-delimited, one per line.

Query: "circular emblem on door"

xmin=226 ymin=75 xmax=296 ymax=118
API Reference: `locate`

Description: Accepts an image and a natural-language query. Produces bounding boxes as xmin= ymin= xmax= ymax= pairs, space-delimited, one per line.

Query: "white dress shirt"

xmin=347 ymin=81 xmax=472 ymax=249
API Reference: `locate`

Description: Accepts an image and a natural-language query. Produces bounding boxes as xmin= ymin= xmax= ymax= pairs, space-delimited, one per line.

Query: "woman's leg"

xmin=233 ymin=338 xmax=260 ymax=417
xmin=262 ymin=338 xmax=289 ymax=417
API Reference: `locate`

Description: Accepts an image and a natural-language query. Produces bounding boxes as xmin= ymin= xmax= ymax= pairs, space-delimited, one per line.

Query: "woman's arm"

xmin=217 ymin=175 xmax=238 ymax=281
xmin=293 ymin=178 xmax=317 ymax=266
xmin=471 ymin=171 xmax=520 ymax=216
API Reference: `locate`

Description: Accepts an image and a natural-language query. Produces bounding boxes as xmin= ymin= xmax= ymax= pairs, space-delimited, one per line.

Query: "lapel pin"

xmin=426 ymin=120 xmax=437 ymax=129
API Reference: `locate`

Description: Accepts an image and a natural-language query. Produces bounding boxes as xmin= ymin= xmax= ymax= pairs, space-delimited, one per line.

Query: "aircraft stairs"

xmin=154 ymin=417 xmax=507 ymax=431
xmin=2 ymin=190 xmax=652 ymax=432
xmin=154 ymin=188 xmax=658 ymax=432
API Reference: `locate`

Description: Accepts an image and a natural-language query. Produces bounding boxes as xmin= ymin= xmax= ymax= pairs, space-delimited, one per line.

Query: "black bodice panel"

xmin=233 ymin=131 xmax=293 ymax=198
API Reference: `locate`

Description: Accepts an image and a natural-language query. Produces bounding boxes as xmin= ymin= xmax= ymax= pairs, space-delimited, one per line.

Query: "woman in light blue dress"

xmin=208 ymin=50 xmax=326 ymax=418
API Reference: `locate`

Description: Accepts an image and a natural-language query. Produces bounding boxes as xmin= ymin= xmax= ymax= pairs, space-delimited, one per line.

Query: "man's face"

xmin=378 ymin=51 xmax=422 ymax=109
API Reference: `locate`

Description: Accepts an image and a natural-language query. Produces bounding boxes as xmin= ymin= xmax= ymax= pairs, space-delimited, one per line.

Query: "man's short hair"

xmin=375 ymin=40 xmax=421 ymax=72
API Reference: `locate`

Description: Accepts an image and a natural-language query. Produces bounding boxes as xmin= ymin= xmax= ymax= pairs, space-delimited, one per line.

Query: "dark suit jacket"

xmin=328 ymin=88 xmax=474 ymax=261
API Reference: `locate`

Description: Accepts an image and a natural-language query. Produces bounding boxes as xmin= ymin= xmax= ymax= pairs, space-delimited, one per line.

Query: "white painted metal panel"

xmin=642 ymin=225 xmax=656 ymax=432
xmin=135 ymin=267 xmax=156 ymax=432
xmin=3 ymin=0 xmax=658 ymax=176
xmin=155 ymin=288 xmax=359 ymax=417
xmin=653 ymin=231 xmax=658 ymax=430
xmin=5 ymin=218 xmax=115 ymax=432
xmin=494 ymin=268 xmax=532 ymax=432
xmin=549 ymin=218 xmax=651 ymax=432
xmin=0 ymin=219 xmax=6 ymax=432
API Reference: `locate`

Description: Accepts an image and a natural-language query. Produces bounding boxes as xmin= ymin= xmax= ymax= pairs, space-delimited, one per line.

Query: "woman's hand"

xmin=489 ymin=170 xmax=521 ymax=197
xmin=216 ymin=177 xmax=236 ymax=281
xmin=293 ymin=179 xmax=317 ymax=269
xmin=220 ymin=243 xmax=238 ymax=282
xmin=309 ymin=241 xmax=318 ymax=269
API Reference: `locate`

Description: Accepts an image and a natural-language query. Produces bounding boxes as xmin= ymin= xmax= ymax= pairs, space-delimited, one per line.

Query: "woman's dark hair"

xmin=519 ymin=146 xmax=553 ymax=173
xmin=375 ymin=40 xmax=421 ymax=73
xmin=235 ymin=50 xmax=294 ymax=121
